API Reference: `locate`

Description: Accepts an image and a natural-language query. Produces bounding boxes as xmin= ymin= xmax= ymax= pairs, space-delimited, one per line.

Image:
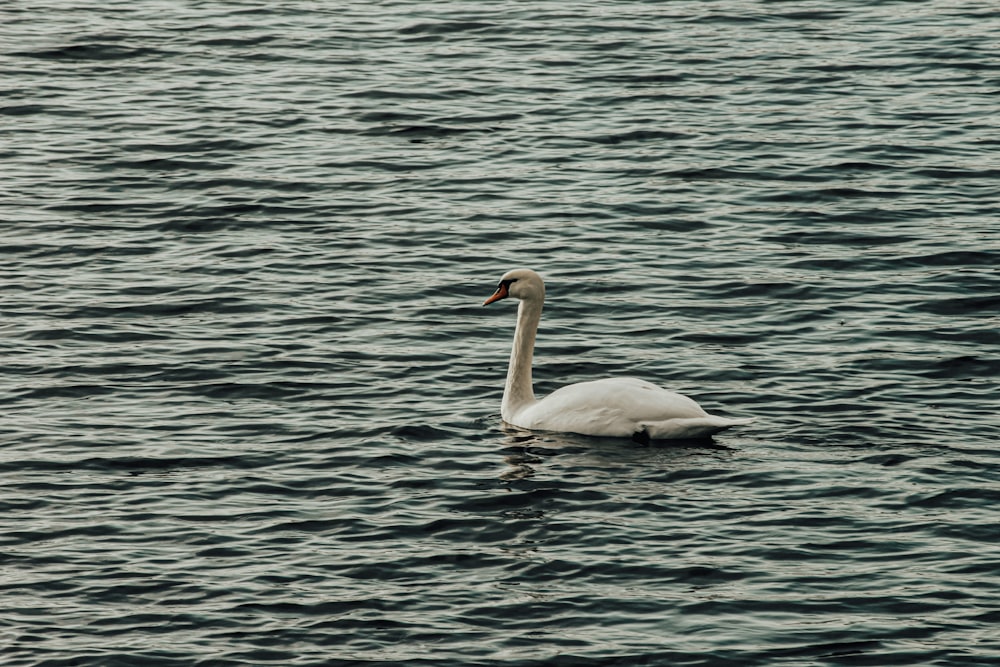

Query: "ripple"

xmin=1 ymin=0 xmax=999 ymax=665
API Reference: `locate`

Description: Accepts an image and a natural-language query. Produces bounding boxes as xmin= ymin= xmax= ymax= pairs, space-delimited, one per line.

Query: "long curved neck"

xmin=502 ymin=297 xmax=542 ymax=419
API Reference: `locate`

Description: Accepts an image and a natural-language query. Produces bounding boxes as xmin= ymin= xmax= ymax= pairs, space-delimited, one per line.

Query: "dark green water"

xmin=2 ymin=1 xmax=998 ymax=665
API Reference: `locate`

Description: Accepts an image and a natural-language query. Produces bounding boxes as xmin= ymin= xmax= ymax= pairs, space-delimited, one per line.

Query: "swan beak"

xmin=483 ymin=282 xmax=508 ymax=305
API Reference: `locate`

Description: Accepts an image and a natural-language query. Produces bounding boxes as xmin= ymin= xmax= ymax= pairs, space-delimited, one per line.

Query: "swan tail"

xmin=637 ymin=416 xmax=753 ymax=441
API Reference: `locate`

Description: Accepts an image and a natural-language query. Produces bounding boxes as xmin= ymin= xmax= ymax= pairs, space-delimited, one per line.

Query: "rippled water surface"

xmin=2 ymin=1 xmax=999 ymax=665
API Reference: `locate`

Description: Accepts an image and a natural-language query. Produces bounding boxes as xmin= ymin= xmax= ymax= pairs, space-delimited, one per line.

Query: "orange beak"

xmin=483 ymin=282 xmax=508 ymax=305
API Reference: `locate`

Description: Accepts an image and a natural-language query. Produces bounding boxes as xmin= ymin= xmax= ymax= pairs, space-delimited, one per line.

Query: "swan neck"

xmin=503 ymin=297 xmax=541 ymax=418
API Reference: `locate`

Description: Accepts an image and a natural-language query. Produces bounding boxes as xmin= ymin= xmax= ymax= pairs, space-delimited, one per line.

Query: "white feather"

xmin=484 ymin=269 xmax=752 ymax=440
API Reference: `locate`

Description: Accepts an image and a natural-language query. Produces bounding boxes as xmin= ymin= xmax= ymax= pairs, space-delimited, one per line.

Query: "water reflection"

xmin=497 ymin=424 xmax=734 ymax=481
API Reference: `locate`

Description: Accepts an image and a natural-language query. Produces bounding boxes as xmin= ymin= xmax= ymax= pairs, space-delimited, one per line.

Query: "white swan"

xmin=483 ymin=268 xmax=752 ymax=441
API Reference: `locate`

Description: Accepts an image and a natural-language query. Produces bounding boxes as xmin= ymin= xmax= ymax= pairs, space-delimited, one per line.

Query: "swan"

xmin=483 ymin=268 xmax=752 ymax=441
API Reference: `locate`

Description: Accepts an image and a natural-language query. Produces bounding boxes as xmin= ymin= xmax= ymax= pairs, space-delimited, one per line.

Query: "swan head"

xmin=483 ymin=268 xmax=545 ymax=305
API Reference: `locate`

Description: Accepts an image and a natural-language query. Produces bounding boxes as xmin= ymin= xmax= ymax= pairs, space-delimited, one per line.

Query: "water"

xmin=2 ymin=1 xmax=999 ymax=665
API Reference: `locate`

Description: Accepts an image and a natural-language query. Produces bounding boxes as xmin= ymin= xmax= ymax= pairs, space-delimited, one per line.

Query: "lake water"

xmin=2 ymin=1 xmax=999 ymax=665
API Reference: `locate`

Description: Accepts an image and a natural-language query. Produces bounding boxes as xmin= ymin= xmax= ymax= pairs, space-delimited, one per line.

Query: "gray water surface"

xmin=2 ymin=1 xmax=999 ymax=665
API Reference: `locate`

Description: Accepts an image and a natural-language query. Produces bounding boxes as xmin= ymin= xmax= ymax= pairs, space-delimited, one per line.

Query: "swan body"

xmin=483 ymin=268 xmax=751 ymax=440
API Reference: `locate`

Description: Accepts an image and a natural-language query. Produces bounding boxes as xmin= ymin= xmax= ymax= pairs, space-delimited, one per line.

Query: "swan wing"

xmin=638 ymin=415 xmax=754 ymax=440
xmin=511 ymin=377 xmax=742 ymax=438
